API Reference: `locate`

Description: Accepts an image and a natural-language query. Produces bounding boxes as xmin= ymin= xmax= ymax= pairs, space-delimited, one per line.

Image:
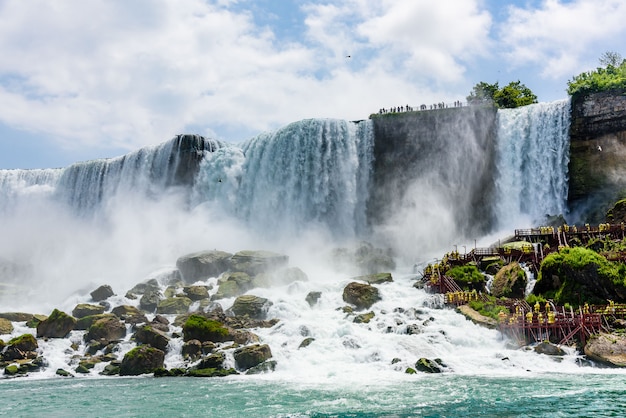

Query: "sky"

xmin=0 ymin=0 xmax=625 ymax=169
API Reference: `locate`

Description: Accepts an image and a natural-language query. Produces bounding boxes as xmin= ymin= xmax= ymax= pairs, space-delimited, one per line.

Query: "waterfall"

xmin=495 ymin=99 xmax=571 ymax=228
xmin=191 ymin=119 xmax=374 ymax=239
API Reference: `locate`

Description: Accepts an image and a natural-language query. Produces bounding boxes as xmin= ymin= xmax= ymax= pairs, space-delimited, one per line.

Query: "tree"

xmin=467 ymin=81 xmax=499 ymax=105
xmin=467 ymin=80 xmax=538 ymax=108
xmin=493 ymin=81 xmax=538 ymax=108
xmin=599 ymin=51 xmax=623 ymax=68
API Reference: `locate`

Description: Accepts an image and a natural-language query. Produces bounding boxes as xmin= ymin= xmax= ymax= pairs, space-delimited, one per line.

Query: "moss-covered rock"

xmin=491 ymin=262 xmax=527 ymax=298
xmin=229 ymin=295 xmax=272 ymax=319
xmin=415 ymin=357 xmax=444 ymax=373
xmin=182 ymin=315 xmax=230 ymax=343
xmin=534 ymin=246 xmax=626 ymax=305
xmin=37 ymin=309 xmax=76 ymax=338
xmin=0 ymin=317 xmax=13 ymax=334
xmin=186 ymin=367 xmax=238 ymax=377
xmin=3 ymin=333 xmax=38 ymax=361
xmin=156 ymin=296 xmax=192 ymax=315
xmin=119 ymin=346 xmax=165 ymax=376
xmin=211 ymin=272 xmax=252 ymax=300
xmin=342 ymin=282 xmax=381 ymax=310
xmin=353 ymin=311 xmax=375 ymax=324
xmin=0 ymin=312 xmax=35 ymax=322
xmin=183 ymin=285 xmax=210 ymax=301
xmin=133 ymin=325 xmax=170 ymax=351
xmin=72 ymin=303 xmax=106 ymax=319
xmin=85 ymin=316 xmax=126 ymax=343
xmin=75 ymin=313 xmax=117 ymax=331
xmin=139 ymin=289 xmax=162 ymax=313
xmin=111 ymin=305 xmax=149 ymax=325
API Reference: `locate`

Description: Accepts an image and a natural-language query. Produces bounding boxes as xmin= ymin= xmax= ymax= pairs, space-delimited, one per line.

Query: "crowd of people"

xmin=377 ymin=100 xmax=466 ymax=114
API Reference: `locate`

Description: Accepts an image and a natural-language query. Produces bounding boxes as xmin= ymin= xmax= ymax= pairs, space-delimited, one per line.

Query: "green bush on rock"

xmin=446 ymin=265 xmax=486 ymax=291
xmin=534 ymin=246 xmax=626 ymax=305
xmin=182 ymin=314 xmax=230 ymax=343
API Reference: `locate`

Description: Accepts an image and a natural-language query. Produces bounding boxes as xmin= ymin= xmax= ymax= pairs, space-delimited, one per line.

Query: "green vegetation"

xmin=182 ymin=314 xmax=229 ymax=342
xmin=567 ymin=51 xmax=626 ymax=97
xmin=468 ymin=296 xmax=510 ymax=320
xmin=467 ymin=81 xmax=538 ymax=108
xmin=446 ymin=265 xmax=486 ymax=291
xmin=535 ymin=246 xmax=626 ymax=305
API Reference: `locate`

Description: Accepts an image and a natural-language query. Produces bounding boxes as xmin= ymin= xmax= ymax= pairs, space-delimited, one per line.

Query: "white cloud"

xmin=0 ymin=0 xmax=491 ymax=157
xmin=501 ymin=0 xmax=626 ymax=78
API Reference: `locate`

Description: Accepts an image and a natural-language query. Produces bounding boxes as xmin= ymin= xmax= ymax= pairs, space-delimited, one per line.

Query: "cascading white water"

xmin=190 ymin=119 xmax=374 ymax=240
xmin=495 ymin=99 xmax=571 ymax=228
xmin=0 ymin=108 xmax=591 ymax=382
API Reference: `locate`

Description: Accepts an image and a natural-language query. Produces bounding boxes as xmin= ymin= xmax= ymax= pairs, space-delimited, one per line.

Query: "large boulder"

xmin=534 ymin=341 xmax=566 ymax=356
xmin=126 ymin=279 xmax=160 ymax=297
xmin=0 ymin=317 xmax=13 ymax=334
xmin=331 ymin=242 xmax=396 ymax=274
xmin=183 ymin=285 xmax=210 ymax=301
xmin=182 ymin=314 xmax=230 ymax=343
xmin=2 ymin=333 xmax=38 ymax=361
xmin=342 ymin=282 xmax=381 ymax=310
xmin=133 ymin=325 xmax=170 ymax=351
xmin=90 ymin=285 xmax=115 ymax=301
xmin=491 ymin=262 xmax=527 ymax=298
xmin=156 ymin=296 xmax=193 ymax=315
xmin=229 ymin=295 xmax=273 ymax=319
xmin=72 ymin=303 xmax=106 ymax=319
xmin=84 ymin=316 xmax=126 ymax=343
xmin=584 ymin=333 xmax=626 ymax=367
xmin=176 ymin=250 xmax=233 ymax=283
xmin=212 ymin=272 xmax=253 ymax=300
xmin=111 ymin=305 xmax=149 ymax=325
xmin=0 ymin=312 xmax=35 ymax=322
xmin=119 ymin=345 xmax=165 ymax=376
xmin=37 ymin=309 xmax=76 ymax=338
xmin=75 ymin=313 xmax=118 ymax=331
xmin=233 ymin=344 xmax=272 ymax=370
xmin=139 ymin=289 xmax=162 ymax=313
xmin=230 ymin=250 xmax=288 ymax=276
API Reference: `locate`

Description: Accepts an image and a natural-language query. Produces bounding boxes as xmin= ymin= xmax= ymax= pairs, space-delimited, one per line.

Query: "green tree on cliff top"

xmin=467 ymin=81 xmax=537 ymax=108
xmin=567 ymin=51 xmax=626 ymax=97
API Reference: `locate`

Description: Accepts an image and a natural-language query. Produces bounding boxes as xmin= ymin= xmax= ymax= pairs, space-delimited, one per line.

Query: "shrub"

xmin=446 ymin=265 xmax=486 ymax=291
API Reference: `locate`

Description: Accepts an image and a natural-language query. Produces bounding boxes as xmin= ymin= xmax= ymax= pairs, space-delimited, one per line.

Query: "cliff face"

xmin=568 ymin=89 xmax=626 ymax=222
xmin=368 ymin=106 xmax=498 ymax=237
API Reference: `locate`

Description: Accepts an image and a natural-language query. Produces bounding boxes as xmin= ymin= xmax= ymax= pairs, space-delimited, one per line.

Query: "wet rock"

xmin=176 ymin=250 xmax=233 ymax=283
xmin=233 ymin=344 xmax=272 ymax=370
xmin=305 ymin=291 xmax=321 ymax=307
xmin=90 ymin=285 xmax=115 ymax=302
xmin=2 ymin=334 xmax=38 ymax=361
xmin=229 ymin=295 xmax=273 ymax=320
xmin=354 ymin=311 xmax=375 ymax=324
xmin=212 ymin=272 xmax=253 ymax=300
xmin=156 ymin=296 xmax=193 ymax=315
xmin=139 ymin=289 xmax=162 ymax=313
xmin=119 ymin=346 xmax=165 ymax=376
xmin=75 ymin=313 xmax=118 ymax=331
xmin=127 ymin=279 xmax=160 ymax=297
xmin=299 ymin=337 xmax=315 ymax=349
xmin=534 ymin=341 xmax=566 ymax=356
xmin=415 ymin=357 xmax=444 ymax=373
xmin=331 ymin=242 xmax=396 ymax=274
xmin=230 ymin=250 xmax=288 ymax=276
xmin=0 ymin=317 xmax=13 ymax=334
xmin=196 ymin=352 xmax=225 ymax=369
xmin=584 ymin=333 xmax=626 ymax=367
xmin=37 ymin=309 xmax=76 ymax=338
xmin=111 ymin=305 xmax=149 ymax=325
xmin=133 ymin=325 xmax=170 ymax=351
xmin=84 ymin=316 xmax=126 ymax=344
xmin=253 ymin=267 xmax=308 ymax=288
xmin=245 ymin=360 xmax=277 ymax=375
xmin=182 ymin=315 xmax=230 ymax=343
xmin=56 ymin=368 xmax=73 ymax=377
xmin=72 ymin=303 xmax=106 ymax=319
xmin=183 ymin=285 xmax=210 ymax=301
xmin=342 ymin=282 xmax=381 ymax=310
xmin=0 ymin=312 xmax=35 ymax=322
xmin=352 ymin=272 xmax=393 ymax=285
